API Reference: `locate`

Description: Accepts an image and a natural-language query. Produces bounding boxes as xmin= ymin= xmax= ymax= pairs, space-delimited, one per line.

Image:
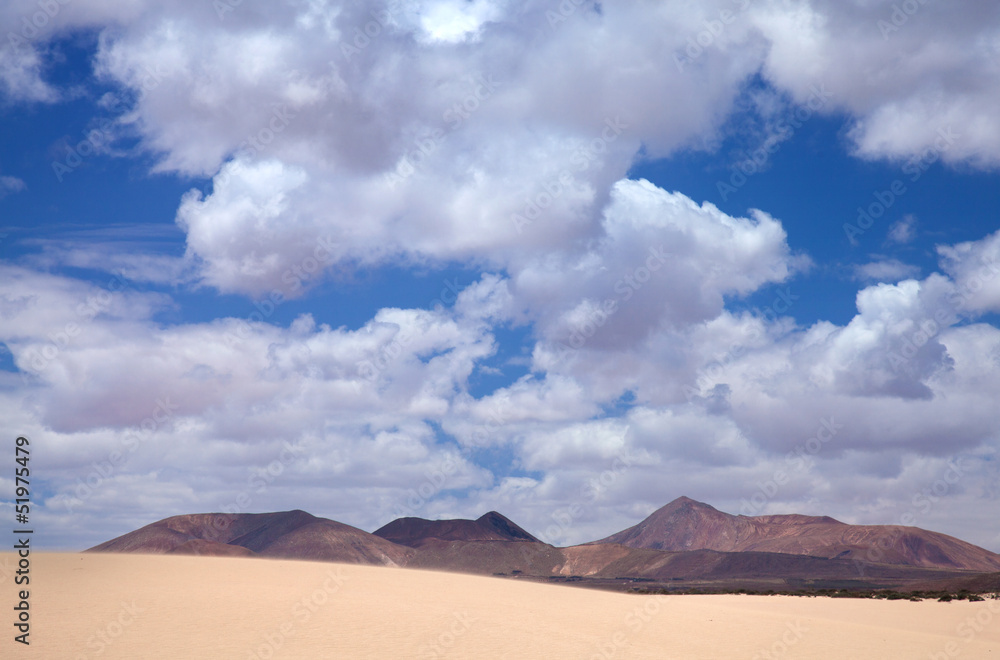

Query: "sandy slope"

xmin=2 ymin=553 xmax=998 ymax=659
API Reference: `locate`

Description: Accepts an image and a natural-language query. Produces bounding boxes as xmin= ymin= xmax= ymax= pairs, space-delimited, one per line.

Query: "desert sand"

xmin=2 ymin=552 xmax=998 ymax=659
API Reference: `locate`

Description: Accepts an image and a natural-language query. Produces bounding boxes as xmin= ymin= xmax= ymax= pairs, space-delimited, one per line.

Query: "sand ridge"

xmin=2 ymin=553 xmax=998 ymax=659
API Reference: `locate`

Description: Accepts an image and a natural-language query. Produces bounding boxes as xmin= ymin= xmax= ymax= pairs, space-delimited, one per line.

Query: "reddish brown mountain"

xmin=373 ymin=511 xmax=539 ymax=547
xmin=594 ymin=496 xmax=1000 ymax=572
xmin=88 ymin=501 xmax=1000 ymax=593
xmin=88 ymin=510 xmax=413 ymax=566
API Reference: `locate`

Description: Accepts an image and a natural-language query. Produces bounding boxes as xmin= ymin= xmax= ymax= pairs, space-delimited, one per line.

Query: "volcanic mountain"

xmin=372 ymin=511 xmax=539 ymax=547
xmin=88 ymin=500 xmax=1000 ymax=593
xmin=594 ymin=496 xmax=1000 ymax=572
xmin=88 ymin=510 xmax=413 ymax=566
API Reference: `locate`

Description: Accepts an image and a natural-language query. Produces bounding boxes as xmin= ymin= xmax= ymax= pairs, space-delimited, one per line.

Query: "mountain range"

xmin=88 ymin=496 xmax=1000 ymax=593
xmin=595 ymin=496 xmax=1000 ymax=572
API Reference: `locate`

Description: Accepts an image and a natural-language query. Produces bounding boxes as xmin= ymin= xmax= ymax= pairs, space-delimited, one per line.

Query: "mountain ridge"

xmin=87 ymin=497 xmax=1000 ymax=591
xmin=372 ymin=510 xmax=539 ymax=547
xmin=594 ymin=496 xmax=1000 ymax=572
xmin=89 ymin=510 xmax=413 ymax=566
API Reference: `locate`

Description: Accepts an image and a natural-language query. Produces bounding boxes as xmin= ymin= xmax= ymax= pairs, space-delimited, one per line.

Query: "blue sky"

xmin=1 ymin=0 xmax=999 ymax=552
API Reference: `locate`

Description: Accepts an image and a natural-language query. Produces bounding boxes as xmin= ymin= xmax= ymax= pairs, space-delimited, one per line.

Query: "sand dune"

xmin=3 ymin=553 xmax=999 ymax=659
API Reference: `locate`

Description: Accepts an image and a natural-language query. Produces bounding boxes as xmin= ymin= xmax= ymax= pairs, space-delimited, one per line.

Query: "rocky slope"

xmin=89 ymin=510 xmax=413 ymax=566
xmin=594 ymin=496 xmax=1000 ymax=572
xmin=373 ymin=511 xmax=539 ymax=547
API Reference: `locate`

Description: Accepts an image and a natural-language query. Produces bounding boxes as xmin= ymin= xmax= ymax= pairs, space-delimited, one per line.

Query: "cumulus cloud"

xmin=749 ymin=0 xmax=1000 ymax=166
xmin=938 ymin=229 xmax=1000 ymax=314
xmin=0 ymin=265 xmax=505 ymax=543
xmin=76 ymin=0 xmax=769 ymax=293
xmin=52 ymin=0 xmax=997 ymax=302
xmin=4 ymin=230 xmax=1000 ymax=548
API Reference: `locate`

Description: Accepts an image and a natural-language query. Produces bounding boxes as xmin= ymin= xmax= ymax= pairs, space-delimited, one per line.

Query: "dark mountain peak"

xmin=476 ymin=511 xmax=539 ymax=543
xmin=374 ymin=511 xmax=539 ymax=547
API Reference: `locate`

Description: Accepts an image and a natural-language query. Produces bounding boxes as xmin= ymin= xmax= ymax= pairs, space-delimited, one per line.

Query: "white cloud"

xmin=938 ymin=229 xmax=1000 ymax=314
xmin=410 ymin=0 xmax=504 ymax=44
xmin=750 ymin=0 xmax=1000 ymax=166
xmin=852 ymin=258 xmax=920 ymax=282
xmin=4 ymin=228 xmax=1000 ymax=549
xmin=0 ymin=175 xmax=26 ymax=197
xmin=887 ymin=215 xmax=917 ymax=245
xmin=72 ymin=1 xmax=770 ymax=294
xmin=60 ymin=0 xmax=997 ymax=303
xmin=0 ymin=43 xmax=59 ymax=103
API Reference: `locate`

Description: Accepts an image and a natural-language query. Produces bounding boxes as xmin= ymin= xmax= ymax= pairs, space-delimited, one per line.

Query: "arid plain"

xmin=4 ymin=552 xmax=998 ymax=659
